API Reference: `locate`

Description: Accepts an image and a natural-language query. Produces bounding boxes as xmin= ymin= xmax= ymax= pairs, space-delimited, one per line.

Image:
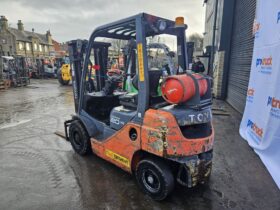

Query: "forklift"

xmin=64 ymin=13 xmax=214 ymax=200
xmin=14 ymin=56 xmax=30 ymax=86
xmin=57 ymin=56 xmax=71 ymax=85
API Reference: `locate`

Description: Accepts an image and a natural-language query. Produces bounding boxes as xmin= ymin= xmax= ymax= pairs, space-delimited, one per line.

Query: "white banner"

xmin=240 ymin=0 xmax=280 ymax=189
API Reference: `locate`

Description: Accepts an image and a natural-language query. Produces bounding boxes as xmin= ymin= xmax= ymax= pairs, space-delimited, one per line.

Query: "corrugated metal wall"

xmin=226 ymin=0 xmax=256 ymax=113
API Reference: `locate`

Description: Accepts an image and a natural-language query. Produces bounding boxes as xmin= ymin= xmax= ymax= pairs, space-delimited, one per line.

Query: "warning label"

xmin=105 ymin=149 xmax=130 ymax=168
xmin=137 ymin=43 xmax=145 ymax=81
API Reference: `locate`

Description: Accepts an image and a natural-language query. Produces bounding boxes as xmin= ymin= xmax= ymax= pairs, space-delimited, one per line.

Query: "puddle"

xmin=0 ymin=119 xmax=31 ymax=129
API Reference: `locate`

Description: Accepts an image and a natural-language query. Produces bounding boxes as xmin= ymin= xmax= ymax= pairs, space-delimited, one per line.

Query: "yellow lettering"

xmin=105 ymin=149 xmax=130 ymax=168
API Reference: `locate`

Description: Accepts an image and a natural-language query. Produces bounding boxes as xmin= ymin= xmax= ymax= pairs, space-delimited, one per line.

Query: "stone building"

xmin=0 ymin=16 xmax=54 ymax=61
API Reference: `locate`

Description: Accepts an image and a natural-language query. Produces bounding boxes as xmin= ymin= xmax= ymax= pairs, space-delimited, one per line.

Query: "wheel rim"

xmin=73 ymin=131 xmax=82 ymax=146
xmin=142 ymin=169 xmax=160 ymax=193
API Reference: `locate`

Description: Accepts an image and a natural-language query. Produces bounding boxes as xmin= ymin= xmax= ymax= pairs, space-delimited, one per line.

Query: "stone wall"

xmin=0 ymin=31 xmax=16 ymax=56
xmin=212 ymin=51 xmax=225 ymax=98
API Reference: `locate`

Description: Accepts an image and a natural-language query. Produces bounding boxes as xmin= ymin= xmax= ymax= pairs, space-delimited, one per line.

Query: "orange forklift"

xmin=64 ymin=13 xmax=214 ymax=200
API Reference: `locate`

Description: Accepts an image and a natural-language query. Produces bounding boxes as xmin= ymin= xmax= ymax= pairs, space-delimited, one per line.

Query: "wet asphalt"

xmin=0 ymin=79 xmax=279 ymax=210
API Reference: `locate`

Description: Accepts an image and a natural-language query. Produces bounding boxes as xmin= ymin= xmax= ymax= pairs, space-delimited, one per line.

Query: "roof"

xmin=8 ymin=27 xmax=51 ymax=45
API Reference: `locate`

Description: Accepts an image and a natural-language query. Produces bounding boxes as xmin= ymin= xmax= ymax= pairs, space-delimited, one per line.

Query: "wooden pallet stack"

xmin=0 ymin=80 xmax=11 ymax=90
xmin=0 ymin=80 xmax=4 ymax=90
xmin=0 ymin=81 xmax=5 ymax=90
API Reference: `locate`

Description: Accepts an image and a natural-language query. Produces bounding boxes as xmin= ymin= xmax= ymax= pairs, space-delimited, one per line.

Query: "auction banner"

xmin=240 ymin=0 xmax=280 ymax=189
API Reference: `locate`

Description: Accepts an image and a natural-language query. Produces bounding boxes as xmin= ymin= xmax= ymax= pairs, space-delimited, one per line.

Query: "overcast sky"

xmin=1 ymin=0 xmax=206 ymax=43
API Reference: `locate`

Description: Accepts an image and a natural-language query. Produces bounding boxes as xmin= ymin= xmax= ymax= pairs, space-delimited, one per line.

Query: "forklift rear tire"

xmin=57 ymin=69 xmax=70 ymax=85
xmin=136 ymin=158 xmax=174 ymax=200
xmin=69 ymin=120 xmax=91 ymax=156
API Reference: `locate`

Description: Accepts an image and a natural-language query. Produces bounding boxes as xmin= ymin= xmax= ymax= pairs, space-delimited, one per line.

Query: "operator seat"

xmin=119 ymin=70 xmax=163 ymax=109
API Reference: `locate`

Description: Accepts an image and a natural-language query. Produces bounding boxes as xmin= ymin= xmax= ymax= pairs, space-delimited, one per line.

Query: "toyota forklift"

xmin=64 ymin=13 xmax=214 ymax=200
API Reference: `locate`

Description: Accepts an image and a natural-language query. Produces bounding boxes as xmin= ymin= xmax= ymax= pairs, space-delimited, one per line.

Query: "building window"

xmin=19 ymin=42 xmax=23 ymax=50
xmin=39 ymin=44 xmax=42 ymax=52
xmin=34 ymin=43 xmax=38 ymax=51
xmin=26 ymin=43 xmax=30 ymax=51
xmin=45 ymin=45 xmax=48 ymax=52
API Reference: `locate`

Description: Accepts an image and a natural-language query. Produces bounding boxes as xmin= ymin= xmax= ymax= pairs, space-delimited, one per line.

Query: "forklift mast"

xmin=92 ymin=42 xmax=111 ymax=91
xmin=68 ymin=39 xmax=111 ymax=112
xmin=68 ymin=39 xmax=88 ymax=112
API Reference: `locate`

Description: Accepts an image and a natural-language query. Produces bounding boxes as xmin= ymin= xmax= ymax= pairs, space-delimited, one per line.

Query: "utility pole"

xmin=210 ymin=0 xmax=218 ymax=76
xmin=0 ymin=45 xmax=3 ymax=81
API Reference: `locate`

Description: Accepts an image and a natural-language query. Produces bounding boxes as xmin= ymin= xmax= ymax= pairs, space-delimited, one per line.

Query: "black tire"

xmin=57 ymin=68 xmax=70 ymax=85
xmin=69 ymin=120 xmax=91 ymax=156
xmin=136 ymin=158 xmax=174 ymax=200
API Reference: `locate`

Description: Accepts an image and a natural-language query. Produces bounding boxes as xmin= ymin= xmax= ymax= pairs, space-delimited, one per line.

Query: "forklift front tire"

xmin=136 ymin=158 xmax=174 ymax=201
xmin=69 ymin=120 xmax=91 ymax=156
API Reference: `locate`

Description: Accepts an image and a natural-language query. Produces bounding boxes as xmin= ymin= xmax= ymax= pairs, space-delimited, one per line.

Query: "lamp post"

xmin=0 ymin=44 xmax=3 ymax=81
xmin=0 ymin=44 xmax=3 ymax=56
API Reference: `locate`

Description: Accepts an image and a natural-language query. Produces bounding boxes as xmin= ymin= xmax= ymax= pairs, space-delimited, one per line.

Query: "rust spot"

xmin=146 ymin=126 xmax=169 ymax=155
xmin=173 ymin=146 xmax=177 ymax=155
xmin=201 ymin=145 xmax=205 ymax=152
xmin=159 ymin=126 xmax=168 ymax=156
xmin=150 ymin=140 xmax=163 ymax=152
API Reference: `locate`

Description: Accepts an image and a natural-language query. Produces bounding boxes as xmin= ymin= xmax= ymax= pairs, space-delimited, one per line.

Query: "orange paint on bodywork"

xmin=91 ymin=108 xmax=214 ymax=173
xmin=141 ymin=109 xmax=214 ymax=157
xmin=91 ymin=123 xmax=141 ymax=173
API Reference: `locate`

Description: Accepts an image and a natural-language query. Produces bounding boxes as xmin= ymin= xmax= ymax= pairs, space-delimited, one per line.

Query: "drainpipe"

xmin=210 ymin=0 xmax=218 ymax=76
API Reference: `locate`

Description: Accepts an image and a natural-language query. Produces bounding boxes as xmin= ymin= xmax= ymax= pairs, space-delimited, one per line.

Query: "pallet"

xmin=0 ymin=80 xmax=5 ymax=90
xmin=1 ymin=80 xmax=11 ymax=89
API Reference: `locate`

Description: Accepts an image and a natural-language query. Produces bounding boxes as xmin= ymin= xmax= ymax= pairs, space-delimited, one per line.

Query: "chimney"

xmin=46 ymin=30 xmax=52 ymax=44
xmin=46 ymin=30 xmax=51 ymax=36
xmin=17 ymin=20 xmax=24 ymax=31
xmin=32 ymin=28 xmax=34 ymax=33
xmin=0 ymin=16 xmax=8 ymax=31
